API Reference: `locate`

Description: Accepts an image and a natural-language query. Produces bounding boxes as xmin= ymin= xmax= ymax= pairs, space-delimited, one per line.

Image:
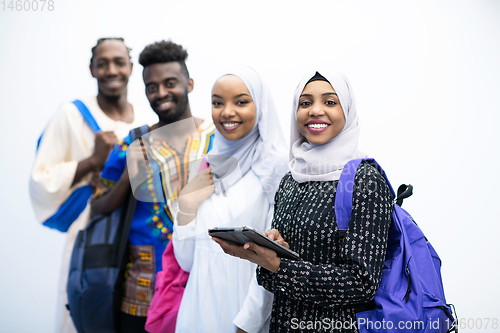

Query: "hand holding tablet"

xmin=208 ymin=226 xmax=301 ymax=261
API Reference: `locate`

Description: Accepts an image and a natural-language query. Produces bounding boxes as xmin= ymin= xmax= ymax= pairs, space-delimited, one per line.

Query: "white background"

xmin=1 ymin=0 xmax=499 ymax=332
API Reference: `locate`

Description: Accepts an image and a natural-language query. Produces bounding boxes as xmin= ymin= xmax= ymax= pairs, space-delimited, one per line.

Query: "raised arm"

xmin=91 ymin=167 xmax=131 ymax=216
xmin=89 ymin=134 xmax=133 ymax=217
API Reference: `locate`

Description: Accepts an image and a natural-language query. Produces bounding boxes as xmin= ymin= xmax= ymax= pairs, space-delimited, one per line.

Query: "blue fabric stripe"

xmin=42 ymin=186 xmax=94 ymax=232
xmin=38 ymin=100 xmax=101 ymax=231
xmin=207 ymin=132 xmax=214 ymax=152
xmin=72 ymin=99 xmax=101 ymax=133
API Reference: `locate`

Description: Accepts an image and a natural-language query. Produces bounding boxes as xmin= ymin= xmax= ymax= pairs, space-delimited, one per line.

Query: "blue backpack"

xmin=67 ymin=125 xmax=149 ymax=333
xmin=37 ymin=100 xmax=101 ymax=232
xmin=335 ymin=158 xmax=457 ymax=333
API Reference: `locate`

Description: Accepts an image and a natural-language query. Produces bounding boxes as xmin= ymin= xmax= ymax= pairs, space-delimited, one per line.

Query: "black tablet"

xmin=208 ymin=226 xmax=301 ymax=261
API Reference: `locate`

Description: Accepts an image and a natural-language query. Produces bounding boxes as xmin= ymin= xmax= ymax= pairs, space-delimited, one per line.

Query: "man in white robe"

xmin=29 ymin=38 xmax=150 ymax=333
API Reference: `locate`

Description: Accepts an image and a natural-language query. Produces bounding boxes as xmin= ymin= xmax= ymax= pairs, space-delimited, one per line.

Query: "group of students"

xmin=30 ymin=38 xmax=393 ymax=333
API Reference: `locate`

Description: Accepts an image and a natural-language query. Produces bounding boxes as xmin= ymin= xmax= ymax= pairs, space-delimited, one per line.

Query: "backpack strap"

xmin=72 ymin=99 xmax=101 ymax=133
xmin=334 ymin=158 xmax=395 ymax=231
xmin=130 ymin=125 xmax=150 ymax=141
xmin=116 ymin=125 xmax=150 ymax=263
xmin=36 ymin=100 xmax=101 ymax=151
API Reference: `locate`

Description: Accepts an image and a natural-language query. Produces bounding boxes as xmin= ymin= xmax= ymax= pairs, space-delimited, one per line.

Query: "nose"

xmin=107 ymin=63 xmax=119 ymax=76
xmin=158 ymin=84 xmax=170 ymax=99
xmin=308 ymin=102 xmax=325 ymax=117
xmin=220 ymin=104 xmax=236 ymax=118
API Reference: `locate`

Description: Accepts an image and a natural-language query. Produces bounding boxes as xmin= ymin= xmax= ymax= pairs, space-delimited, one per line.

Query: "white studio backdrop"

xmin=1 ymin=0 xmax=499 ymax=332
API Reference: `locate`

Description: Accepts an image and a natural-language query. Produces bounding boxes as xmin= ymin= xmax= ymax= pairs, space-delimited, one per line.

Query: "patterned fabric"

xmin=121 ymin=246 xmax=156 ymax=317
xmin=96 ymin=120 xmax=215 ymax=317
xmin=257 ymin=162 xmax=393 ymax=333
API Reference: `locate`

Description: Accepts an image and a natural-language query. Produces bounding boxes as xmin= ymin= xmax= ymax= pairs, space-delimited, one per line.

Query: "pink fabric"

xmin=145 ymin=155 xmax=208 ymax=333
xmin=145 ymin=241 xmax=189 ymax=333
xmin=197 ymin=155 xmax=209 ymax=174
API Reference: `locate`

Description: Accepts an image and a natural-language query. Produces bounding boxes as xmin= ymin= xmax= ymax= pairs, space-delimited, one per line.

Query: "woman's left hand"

xmin=212 ymin=237 xmax=281 ymax=273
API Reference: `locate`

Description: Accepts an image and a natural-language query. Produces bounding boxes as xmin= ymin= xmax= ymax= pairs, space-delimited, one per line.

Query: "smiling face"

xmin=211 ymin=75 xmax=257 ymax=141
xmin=143 ymin=61 xmax=193 ymax=124
xmin=90 ymin=39 xmax=132 ymax=99
xmin=296 ymin=80 xmax=346 ymax=145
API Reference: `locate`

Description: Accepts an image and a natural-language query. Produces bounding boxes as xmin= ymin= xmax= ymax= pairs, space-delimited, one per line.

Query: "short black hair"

xmin=138 ymin=40 xmax=189 ymax=77
xmin=90 ymin=37 xmax=132 ymax=65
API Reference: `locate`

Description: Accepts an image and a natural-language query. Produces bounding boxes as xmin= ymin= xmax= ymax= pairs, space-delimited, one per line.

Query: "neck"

xmin=96 ymin=89 xmax=129 ymax=114
xmin=96 ymin=89 xmax=133 ymax=123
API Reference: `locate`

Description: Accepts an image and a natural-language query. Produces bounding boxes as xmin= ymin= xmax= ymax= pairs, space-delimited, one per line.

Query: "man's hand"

xmin=89 ymin=169 xmax=101 ymax=189
xmin=125 ymin=138 xmax=151 ymax=186
xmin=91 ymin=131 xmax=118 ymax=166
xmin=72 ymin=131 xmax=118 ymax=187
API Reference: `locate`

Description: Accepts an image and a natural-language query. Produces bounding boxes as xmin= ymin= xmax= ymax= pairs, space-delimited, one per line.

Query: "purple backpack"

xmin=335 ymin=158 xmax=457 ymax=333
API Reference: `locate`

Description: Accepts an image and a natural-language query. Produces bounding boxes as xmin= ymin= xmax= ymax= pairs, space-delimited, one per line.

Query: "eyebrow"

xmin=234 ymin=93 xmax=251 ymax=98
xmin=145 ymin=77 xmax=177 ymax=86
xmin=211 ymin=93 xmax=251 ymax=99
xmin=96 ymin=56 xmax=128 ymax=62
xmin=300 ymin=92 xmax=338 ymax=97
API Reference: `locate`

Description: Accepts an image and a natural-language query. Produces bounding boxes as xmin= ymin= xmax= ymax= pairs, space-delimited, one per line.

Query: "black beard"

xmin=156 ymin=95 xmax=189 ymax=125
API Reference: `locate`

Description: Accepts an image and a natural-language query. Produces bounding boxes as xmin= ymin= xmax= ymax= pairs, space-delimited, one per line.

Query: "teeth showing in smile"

xmin=307 ymin=123 xmax=329 ymax=129
xmin=222 ymin=122 xmax=240 ymax=128
xmin=105 ymin=80 xmax=121 ymax=86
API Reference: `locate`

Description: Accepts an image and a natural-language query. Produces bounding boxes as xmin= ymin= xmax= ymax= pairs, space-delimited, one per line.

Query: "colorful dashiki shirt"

xmin=95 ymin=119 xmax=215 ymax=317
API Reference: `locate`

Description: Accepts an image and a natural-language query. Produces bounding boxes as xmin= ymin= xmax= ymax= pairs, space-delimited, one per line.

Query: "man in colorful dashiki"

xmin=91 ymin=40 xmax=215 ymax=332
xmin=29 ymin=37 xmax=149 ymax=333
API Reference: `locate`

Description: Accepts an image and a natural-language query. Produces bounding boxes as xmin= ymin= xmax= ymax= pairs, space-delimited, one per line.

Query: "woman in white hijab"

xmin=214 ymin=70 xmax=394 ymax=333
xmin=172 ymin=66 xmax=287 ymax=333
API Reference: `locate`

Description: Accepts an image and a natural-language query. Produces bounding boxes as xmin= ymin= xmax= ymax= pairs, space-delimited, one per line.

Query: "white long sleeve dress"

xmin=172 ymin=169 xmax=273 ymax=333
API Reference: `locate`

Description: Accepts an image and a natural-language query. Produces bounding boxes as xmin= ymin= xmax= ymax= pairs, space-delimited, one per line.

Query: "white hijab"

xmin=289 ymin=69 xmax=367 ymax=183
xmin=207 ymin=66 xmax=288 ymax=204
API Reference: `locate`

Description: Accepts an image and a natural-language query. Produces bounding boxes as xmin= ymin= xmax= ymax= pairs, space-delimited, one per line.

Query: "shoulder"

xmin=282 ymin=171 xmax=294 ymax=182
xmin=275 ymin=172 xmax=297 ymax=197
xmin=354 ymin=162 xmax=393 ymax=198
xmin=49 ymin=101 xmax=82 ymax=124
xmin=278 ymin=172 xmax=294 ymax=187
xmin=40 ymin=101 xmax=86 ymax=141
xmin=245 ymin=168 xmax=265 ymax=186
xmin=355 ymin=162 xmax=384 ymax=180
